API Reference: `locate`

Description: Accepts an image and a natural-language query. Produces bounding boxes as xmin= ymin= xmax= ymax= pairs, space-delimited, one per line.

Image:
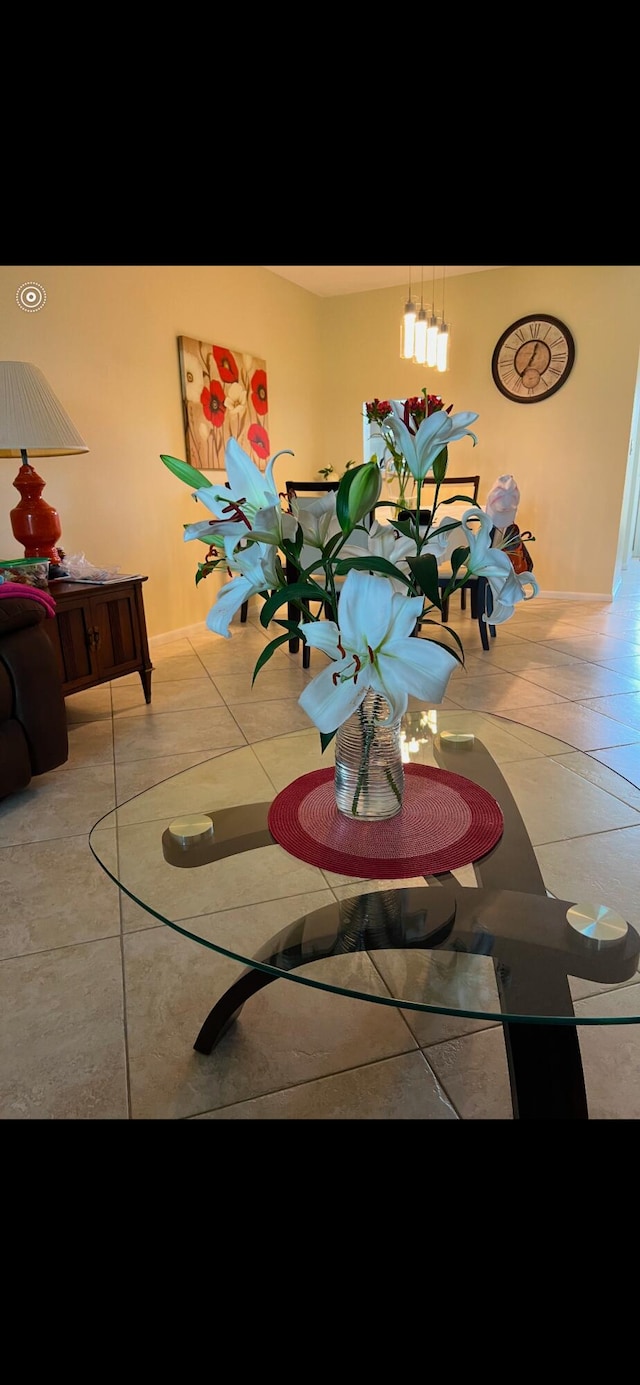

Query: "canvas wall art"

xmin=177 ymin=336 xmax=270 ymax=477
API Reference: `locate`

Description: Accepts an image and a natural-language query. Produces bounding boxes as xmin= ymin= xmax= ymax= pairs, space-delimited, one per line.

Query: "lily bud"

xmin=336 ymin=462 xmax=383 ymax=535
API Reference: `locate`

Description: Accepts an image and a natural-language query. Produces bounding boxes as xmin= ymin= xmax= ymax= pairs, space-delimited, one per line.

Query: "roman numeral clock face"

xmin=491 ymin=314 xmax=575 ymax=403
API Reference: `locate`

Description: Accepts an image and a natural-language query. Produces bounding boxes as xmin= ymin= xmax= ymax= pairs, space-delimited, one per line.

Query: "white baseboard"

xmin=150 ymin=621 xmax=208 ymax=646
xmin=536 ymin=589 xmax=614 ymax=602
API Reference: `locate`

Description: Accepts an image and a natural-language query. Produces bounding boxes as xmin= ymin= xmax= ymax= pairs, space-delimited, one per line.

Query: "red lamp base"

xmin=10 ymin=463 xmax=63 ymax=565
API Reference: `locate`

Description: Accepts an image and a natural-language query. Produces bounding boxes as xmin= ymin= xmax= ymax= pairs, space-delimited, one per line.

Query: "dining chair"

xmin=285 ymin=479 xmax=340 ymax=667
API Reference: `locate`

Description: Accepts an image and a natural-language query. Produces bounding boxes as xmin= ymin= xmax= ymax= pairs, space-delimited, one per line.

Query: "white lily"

xmin=458 ymin=507 xmax=539 ymax=623
xmin=298 ymin=569 xmax=459 ymax=732
xmin=342 ymin=520 xmax=416 ymax=594
xmin=383 ymin=409 xmax=479 ymax=481
xmin=206 ymin=542 xmax=278 ymax=639
xmin=183 ymin=517 xmax=253 ymax=557
xmin=482 ymin=567 xmax=539 ymax=625
xmin=192 ymin=436 xmax=292 ymax=528
xmin=289 ymin=491 xmax=341 ymax=549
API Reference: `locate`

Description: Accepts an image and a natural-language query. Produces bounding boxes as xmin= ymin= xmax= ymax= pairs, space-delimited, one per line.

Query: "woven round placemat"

xmin=267 ymin=764 xmax=503 ymax=879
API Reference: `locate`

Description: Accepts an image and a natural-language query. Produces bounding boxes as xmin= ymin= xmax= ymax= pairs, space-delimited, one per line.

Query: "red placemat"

xmin=267 ymin=764 xmax=503 ymax=879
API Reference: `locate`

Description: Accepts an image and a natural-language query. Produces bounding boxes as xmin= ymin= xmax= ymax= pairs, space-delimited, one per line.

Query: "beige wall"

xmin=1 ymin=264 xmax=638 ymax=643
xmin=319 ymin=265 xmax=640 ymax=597
xmin=0 ymin=265 xmax=323 ymax=636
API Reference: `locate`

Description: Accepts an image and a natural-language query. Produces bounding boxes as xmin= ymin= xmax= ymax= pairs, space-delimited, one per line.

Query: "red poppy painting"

xmin=177 ymin=335 xmax=270 ymax=476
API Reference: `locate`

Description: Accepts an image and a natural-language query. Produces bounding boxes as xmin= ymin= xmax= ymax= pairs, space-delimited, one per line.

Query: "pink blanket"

xmin=0 ymin=580 xmax=57 ymax=618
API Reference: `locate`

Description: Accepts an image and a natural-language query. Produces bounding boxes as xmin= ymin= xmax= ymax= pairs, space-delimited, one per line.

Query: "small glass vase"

xmin=334 ymin=690 xmax=404 ymax=820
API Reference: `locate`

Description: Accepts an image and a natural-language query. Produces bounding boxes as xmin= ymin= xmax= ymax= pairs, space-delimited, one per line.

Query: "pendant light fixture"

xmin=400 ymin=267 xmax=416 ymax=360
xmin=413 ymin=266 xmax=428 ymax=365
xmin=436 ymin=265 xmax=449 ymax=373
xmin=426 ymin=264 xmax=439 ymax=368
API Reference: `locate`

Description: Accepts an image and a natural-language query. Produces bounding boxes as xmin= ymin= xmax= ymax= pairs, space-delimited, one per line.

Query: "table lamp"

xmin=0 ymin=360 xmax=88 ymax=565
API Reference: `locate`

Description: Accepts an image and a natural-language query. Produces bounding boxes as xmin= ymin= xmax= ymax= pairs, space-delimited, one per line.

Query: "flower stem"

xmin=351 ymin=706 xmax=376 ymax=816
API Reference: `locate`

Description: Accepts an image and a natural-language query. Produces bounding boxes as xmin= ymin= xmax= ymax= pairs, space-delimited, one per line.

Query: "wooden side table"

xmin=45 ymin=575 xmax=153 ymax=703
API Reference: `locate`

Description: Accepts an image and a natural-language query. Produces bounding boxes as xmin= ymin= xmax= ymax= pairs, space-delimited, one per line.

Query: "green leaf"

xmin=161 ymin=454 xmax=212 ymax=489
xmin=333 ymin=555 xmax=413 ymax=587
xmin=432 ymin=446 xmax=448 ymax=484
xmin=259 ymin=580 xmax=327 ymax=628
xmin=407 ymin=553 xmax=442 ymax=607
xmin=379 ymin=515 xmax=418 ymax=540
xmin=437 ymin=493 xmax=477 ymax=506
xmin=252 ymin=633 xmax=297 ymax=684
xmin=320 ymin=728 xmax=338 ymax=754
xmin=416 ymin=619 xmax=465 ymax=664
xmin=450 ymin=545 xmax=470 ymax=578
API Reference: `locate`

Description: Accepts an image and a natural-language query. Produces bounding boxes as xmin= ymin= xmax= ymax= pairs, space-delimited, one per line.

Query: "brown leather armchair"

xmin=0 ymin=596 xmax=68 ymax=801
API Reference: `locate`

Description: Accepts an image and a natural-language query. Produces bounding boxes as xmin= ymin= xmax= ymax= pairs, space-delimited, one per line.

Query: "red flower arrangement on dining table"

xmin=364 ymin=390 xmax=454 ymax=507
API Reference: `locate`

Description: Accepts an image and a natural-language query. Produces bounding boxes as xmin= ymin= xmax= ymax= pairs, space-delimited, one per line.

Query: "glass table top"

xmin=89 ymin=708 xmax=640 ymax=1027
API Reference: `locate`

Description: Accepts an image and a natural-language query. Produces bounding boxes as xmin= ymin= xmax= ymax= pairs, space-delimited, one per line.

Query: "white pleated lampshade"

xmin=0 ymin=361 xmax=88 ymax=457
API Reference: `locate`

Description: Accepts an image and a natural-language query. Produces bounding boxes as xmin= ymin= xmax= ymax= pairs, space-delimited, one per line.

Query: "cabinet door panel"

xmin=46 ymin=603 xmax=96 ymax=686
xmin=93 ymin=591 xmax=141 ymax=677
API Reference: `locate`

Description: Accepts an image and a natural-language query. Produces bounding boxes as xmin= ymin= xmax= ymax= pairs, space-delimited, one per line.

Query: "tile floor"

xmin=2 ymin=561 xmax=640 ymax=1120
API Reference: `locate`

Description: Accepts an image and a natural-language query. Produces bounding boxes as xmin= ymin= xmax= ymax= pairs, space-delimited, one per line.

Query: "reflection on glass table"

xmin=89 ymin=709 xmax=640 ymax=1120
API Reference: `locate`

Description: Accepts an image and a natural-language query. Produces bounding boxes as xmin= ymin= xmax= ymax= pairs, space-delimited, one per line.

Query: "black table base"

xmin=193 ymin=884 xmax=638 ymax=1121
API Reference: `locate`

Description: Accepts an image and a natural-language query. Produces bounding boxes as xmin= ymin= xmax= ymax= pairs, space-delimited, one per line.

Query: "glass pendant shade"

xmin=413 ymin=307 xmax=428 ymax=365
xmin=436 ymin=323 xmax=449 ymax=372
xmin=401 ymin=298 xmax=416 ymax=359
xmin=426 ymin=314 xmax=439 ymax=368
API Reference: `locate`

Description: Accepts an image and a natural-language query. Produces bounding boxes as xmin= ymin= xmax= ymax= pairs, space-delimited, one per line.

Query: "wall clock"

xmin=491 ymin=314 xmax=575 ymax=403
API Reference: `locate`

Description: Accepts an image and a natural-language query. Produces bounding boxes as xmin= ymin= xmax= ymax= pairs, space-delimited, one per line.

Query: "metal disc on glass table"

xmin=168 ymin=814 xmax=215 ymax=849
xmin=566 ymin=902 xmax=628 ymax=947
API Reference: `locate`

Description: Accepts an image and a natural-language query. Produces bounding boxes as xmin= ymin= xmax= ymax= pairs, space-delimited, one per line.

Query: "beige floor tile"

xmin=591 ymin=742 xmax=640 ymax=792
xmin=544 ymin=634 xmax=640 ymax=661
xmin=0 ymin=764 xmax=116 ymax=846
xmin=230 ymin=697 xmax=317 ymax=743
xmin=113 ymin=743 xmax=275 ymax=824
xmin=579 ymin=691 xmax=640 ymax=730
xmin=112 ymin=706 xmax=244 ymax=762
xmin=60 ymin=718 xmax=115 ymax=771
xmin=535 ymin=825 xmax=640 ymax=928
xmin=194 ymin=1051 xmax=457 ymax=1120
xmin=0 ymin=830 xmax=120 ymax=960
xmin=114 ymin=749 xmax=231 ymax=807
xmin=64 ymin=687 xmax=113 ymax=723
xmin=111 ymin=677 xmax=224 ymax=718
xmin=0 ymin=937 xmax=128 ymax=1119
xmin=213 ymin=665 xmax=313 ymax=706
xmin=502 ymin=702 xmax=640 ymax=751
xmin=124 ymin=910 xmax=417 ymax=1119
xmin=251 ymin=727 xmax=332 ymax=792
xmin=146 ymin=655 xmax=211 ymax=683
xmin=517 ymin=663 xmax=640 ymax=699
xmin=444 ymin=671 xmax=568 ymax=712
xmin=551 ymin=751 xmax=640 ymax=810
xmin=470 ymin=644 xmax=581 ymax=673
xmin=498 ymin=757 xmax=640 ymax=846
xmin=114 ymin=829 xmax=325 ymax=923
xmin=374 ymin=950 xmax=502 ymax=1047
xmin=426 ymin=1027 xmax=513 ymax=1119
xmin=149 ymin=638 xmax=197 ymax=660
xmin=574 ymin=984 xmax=640 ymax=1118
xmin=484 ymin=715 xmax=572 ymax=756
xmin=593 ymin=655 xmax=640 ymax=678
xmin=505 ymin=619 xmax=592 ymax=644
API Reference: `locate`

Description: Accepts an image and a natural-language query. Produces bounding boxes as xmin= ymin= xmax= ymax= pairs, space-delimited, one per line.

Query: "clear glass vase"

xmin=334 ymin=690 xmax=404 ymax=820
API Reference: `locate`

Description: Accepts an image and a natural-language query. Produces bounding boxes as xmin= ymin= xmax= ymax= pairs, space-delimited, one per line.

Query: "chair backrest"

xmin=285 ymin=479 xmax=339 ymax=508
xmin=422 ymin=474 xmax=480 ymax=503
